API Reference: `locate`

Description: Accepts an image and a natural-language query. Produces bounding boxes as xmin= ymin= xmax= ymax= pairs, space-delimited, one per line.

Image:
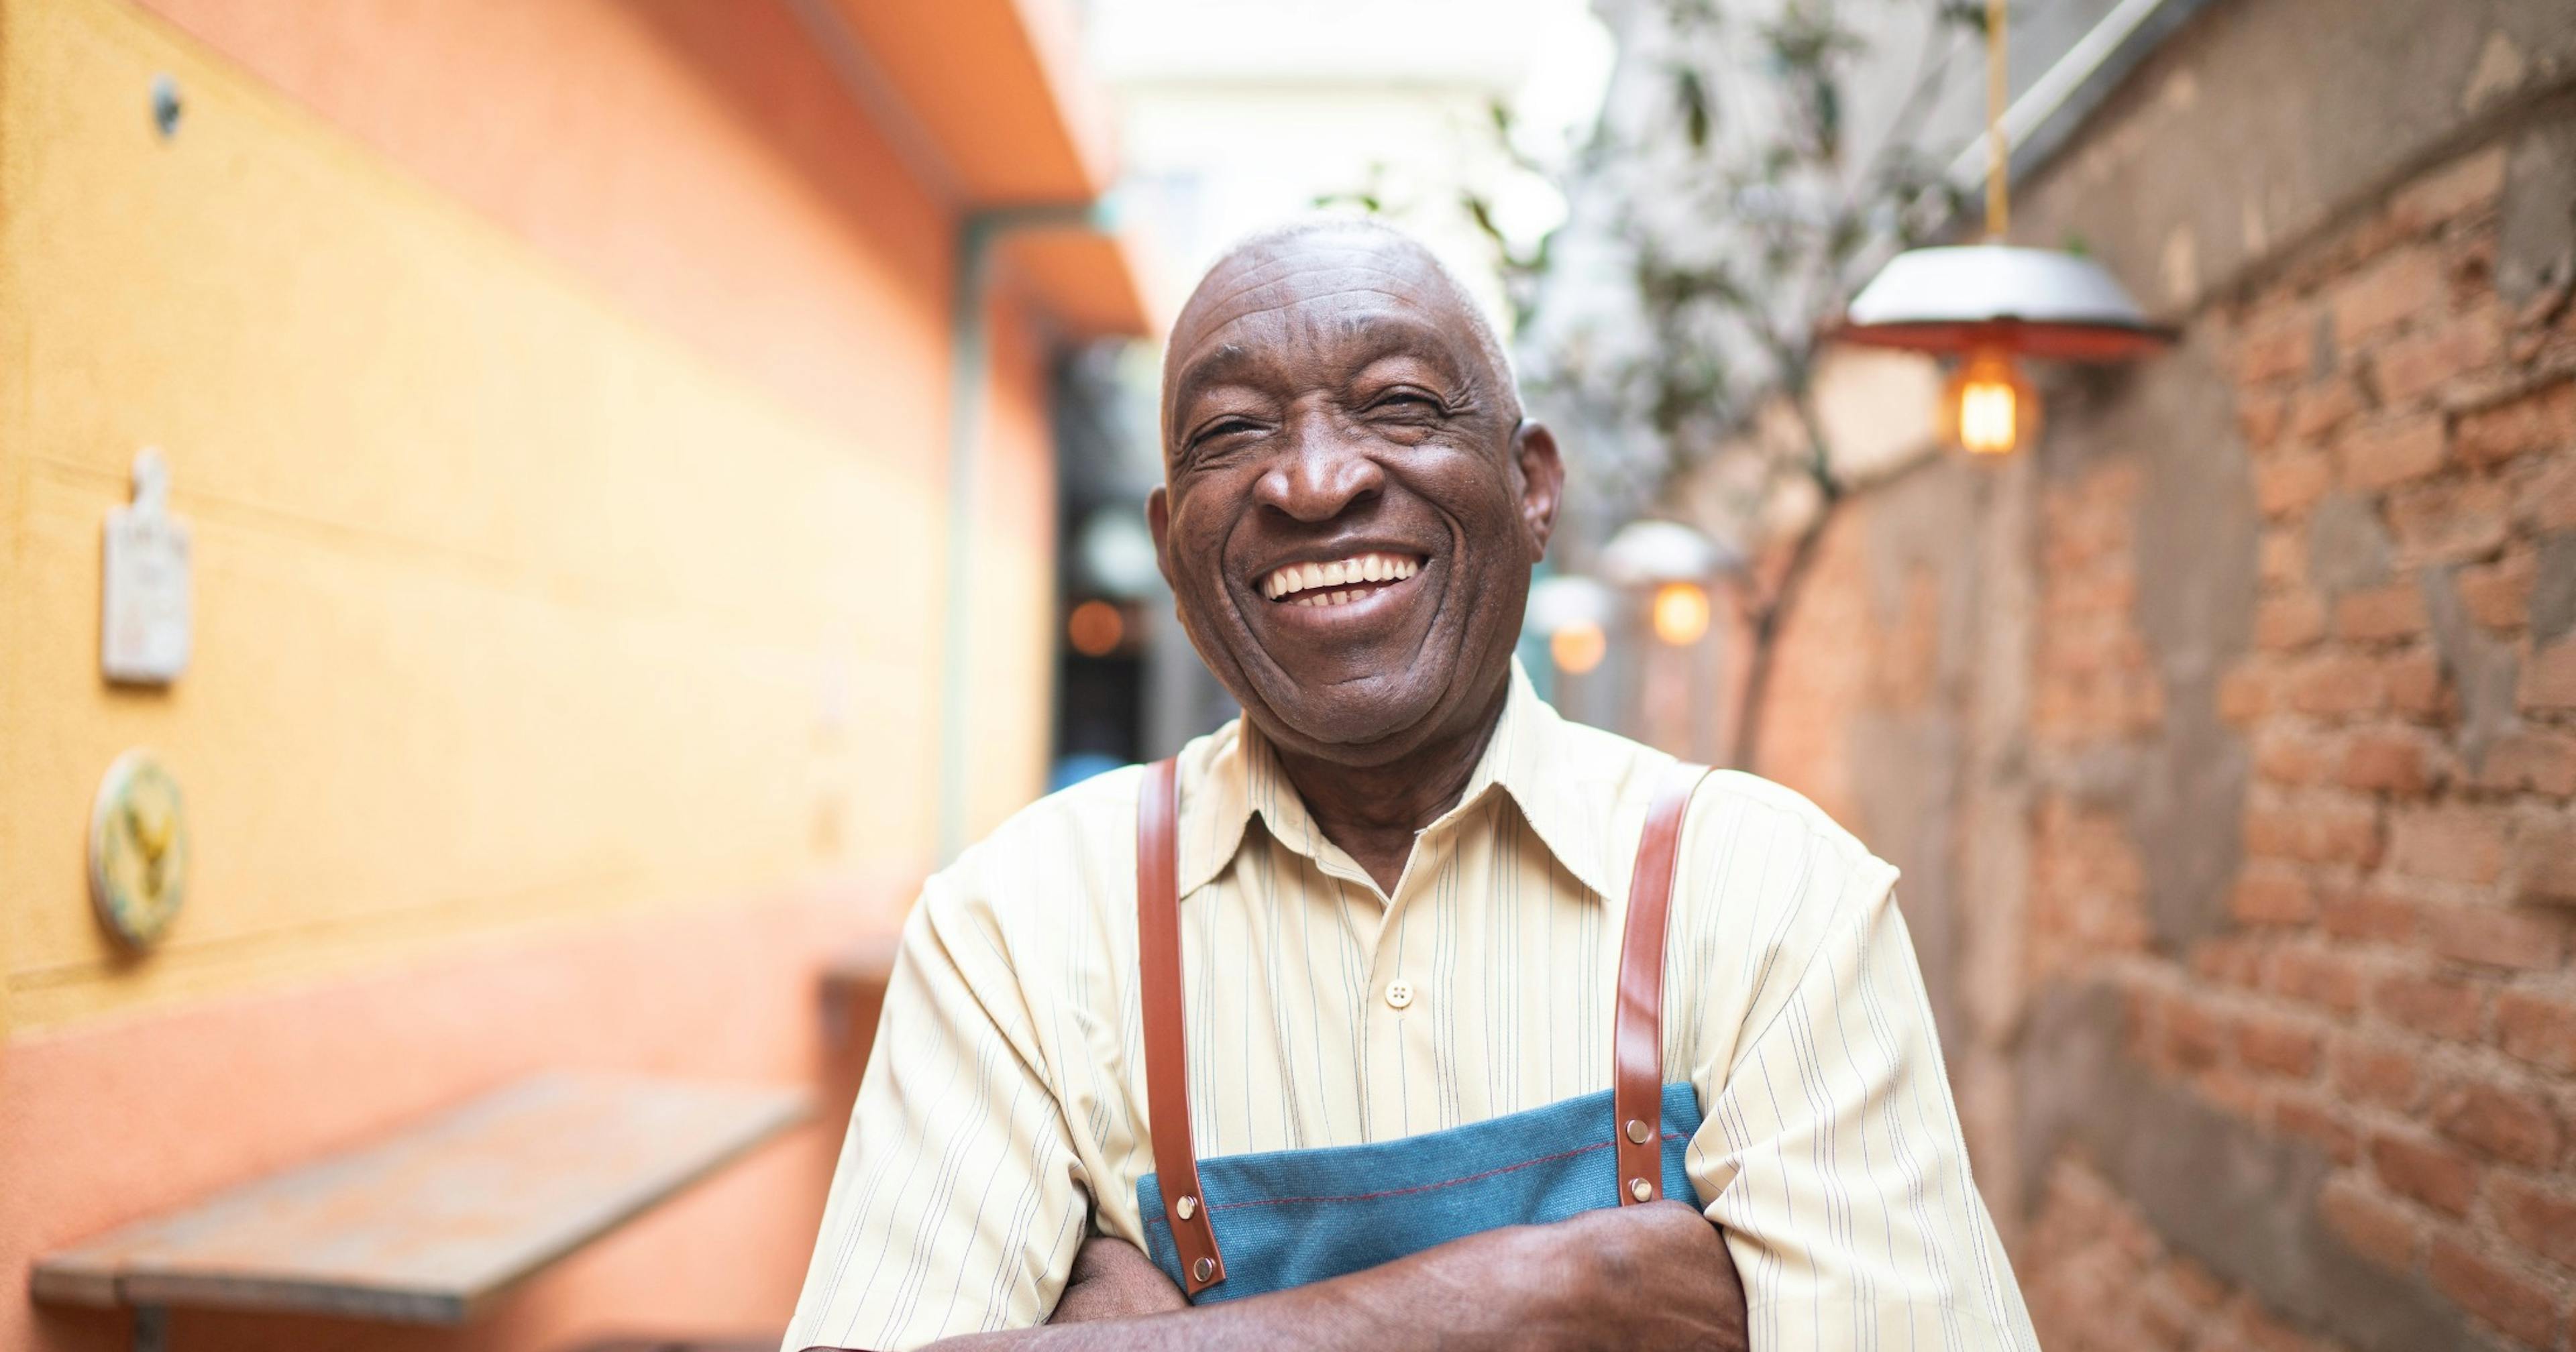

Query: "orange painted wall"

xmin=131 ymin=0 xmax=958 ymax=454
xmin=1 ymin=0 xmax=1074 ymax=1345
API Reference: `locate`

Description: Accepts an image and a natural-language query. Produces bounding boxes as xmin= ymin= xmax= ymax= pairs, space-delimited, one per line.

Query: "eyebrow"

xmin=1166 ymin=311 xmax=1474 ymax=423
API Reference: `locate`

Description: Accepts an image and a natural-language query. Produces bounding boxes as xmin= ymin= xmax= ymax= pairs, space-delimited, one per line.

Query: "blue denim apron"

xmin=1130 ymin=757 xmax=1711 ymax=1302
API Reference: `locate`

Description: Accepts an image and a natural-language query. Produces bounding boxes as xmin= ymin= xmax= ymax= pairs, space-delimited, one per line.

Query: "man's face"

xmin=1148 ymin=229 xmax=1563 ymax=766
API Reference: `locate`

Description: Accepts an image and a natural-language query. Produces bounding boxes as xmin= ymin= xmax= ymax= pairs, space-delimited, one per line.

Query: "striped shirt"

xmin=784 ymin=661 xmax=2037 ymax=1351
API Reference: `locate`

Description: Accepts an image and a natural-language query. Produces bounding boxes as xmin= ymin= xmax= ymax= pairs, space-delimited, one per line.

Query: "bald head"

xmin=1144 ymin=215 xmax=1564 ymax=768
xmin=1162 ymin=219 xmax=1521 ymax=454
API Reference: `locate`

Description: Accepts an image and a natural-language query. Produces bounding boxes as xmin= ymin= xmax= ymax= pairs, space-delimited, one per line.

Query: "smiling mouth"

xmin=1260 ymin=551 xmax=1425 ymax=608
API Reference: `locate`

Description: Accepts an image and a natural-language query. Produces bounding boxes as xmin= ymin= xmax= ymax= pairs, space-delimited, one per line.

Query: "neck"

xmin=1271 ymin=671 xmax=1510 ymax=896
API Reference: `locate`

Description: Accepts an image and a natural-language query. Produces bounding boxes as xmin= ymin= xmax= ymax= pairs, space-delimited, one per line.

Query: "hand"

xmin=1047 ymin=1236 xmax=1188 ymax=1324
xmin=1554 ymin=1201 xmax=1749 ymax=1352
xmin=1405 ymin=1202 xmax=1745 ymax=1352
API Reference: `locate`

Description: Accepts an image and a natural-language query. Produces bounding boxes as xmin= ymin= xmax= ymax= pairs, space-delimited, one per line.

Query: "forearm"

xmin=926 ymin=1223 xmax=1582 ymax=1352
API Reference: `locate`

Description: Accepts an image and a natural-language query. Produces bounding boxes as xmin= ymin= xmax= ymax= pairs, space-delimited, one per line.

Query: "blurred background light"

xmin=1066 ymin=599 xmax=1126 ymax=657
xmin=1649 ymin=581 xmax=1711 ymax=646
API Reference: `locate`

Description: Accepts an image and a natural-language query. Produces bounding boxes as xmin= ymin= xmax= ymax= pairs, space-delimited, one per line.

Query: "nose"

xmin=1254 ymin=412 xmax=1384 ymax=524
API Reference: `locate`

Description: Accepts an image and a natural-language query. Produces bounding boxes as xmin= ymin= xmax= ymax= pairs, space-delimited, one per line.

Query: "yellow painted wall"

xmin=0 ymin=0 xmax=1059 ymax=1034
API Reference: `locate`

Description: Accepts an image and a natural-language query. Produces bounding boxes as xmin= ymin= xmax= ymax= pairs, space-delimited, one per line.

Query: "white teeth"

xmin=1263 ymin=552 xmax=1426 ymax=602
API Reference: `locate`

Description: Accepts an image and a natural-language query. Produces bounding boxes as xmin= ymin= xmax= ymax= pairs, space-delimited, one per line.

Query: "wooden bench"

xmin=34 ymin=1072 xmax=807 ymax=1347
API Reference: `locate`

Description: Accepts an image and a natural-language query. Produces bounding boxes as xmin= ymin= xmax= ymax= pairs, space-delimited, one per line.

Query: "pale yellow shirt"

xmin=786 ymin=663 xmax=2037 ymax=1351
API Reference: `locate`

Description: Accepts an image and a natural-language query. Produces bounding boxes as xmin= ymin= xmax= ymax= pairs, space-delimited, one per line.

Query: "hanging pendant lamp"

xmin=1832 ymin=0 xmax=2171 ymax=455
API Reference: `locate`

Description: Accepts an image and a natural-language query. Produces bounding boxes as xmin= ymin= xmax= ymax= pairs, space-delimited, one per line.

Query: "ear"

xmin=1511 ymin=420 xmax=1564 ymax=563
xmin=1146 ymin=485 xmax=1175 ymax=590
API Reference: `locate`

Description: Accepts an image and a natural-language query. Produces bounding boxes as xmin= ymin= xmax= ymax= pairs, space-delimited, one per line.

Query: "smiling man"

xmin=783 ymin=219 xmax=2039 ymax=1352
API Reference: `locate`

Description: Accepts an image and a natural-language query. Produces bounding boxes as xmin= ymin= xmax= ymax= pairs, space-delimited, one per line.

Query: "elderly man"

xmin=784 ymin=220 xmax=2038 ymax=1352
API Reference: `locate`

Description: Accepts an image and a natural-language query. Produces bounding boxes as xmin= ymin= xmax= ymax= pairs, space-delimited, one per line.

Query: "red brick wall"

xmin=2153 ymin=141 xmax=2575 ymax=1352
xmin=1754 ymin=133 xmax=2576 ymax=1351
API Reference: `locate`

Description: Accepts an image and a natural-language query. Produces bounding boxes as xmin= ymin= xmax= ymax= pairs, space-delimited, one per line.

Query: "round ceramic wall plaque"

xmin=88 ymin=749 xmax=188 ymax=951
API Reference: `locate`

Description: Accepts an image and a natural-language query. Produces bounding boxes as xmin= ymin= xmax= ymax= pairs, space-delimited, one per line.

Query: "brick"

xmin=2259 ymin=528 xmax=2304 ymax=587
xmin=2457 ymin=551 xmax=2536 ymax=630
xmin=2255 ymin=449 xmax=2332 ymax=518
xmin=2290 ymin=654 xmax=2389 ymax=718
xmin=2387 ymin=477 xmax=2510 ymax=565
xmin=2271 ymin=948 xmax=2363 ymax=1014
xmin=2243 ymin=799 xmax=2382 ymax=866
xmin=2522 ymin=639 xmax=2576 ymax=714
xmin=2240 ymin=313 xmax=2315 ymax=386
xmin=2375 ymin=971 xmax=2485 ymax=1041
xmin=2428 ymin=1237 xmax=2559 ymax=1348
xmin=2198 ymin=1067 xmax=2271 ymax=1122
xmin=2320 ymin=887 xmax=2416 ymax=942
xmin=2341 ymin=731 xmax=2433 ymax=795
xmin=2334 ymin=413 xmax=2448 ymax=491
xmin=2232 ymin=870 xmax=2316 ymax=923
xmin=2514 ymin=820 xmax=2576 ymax=903
xmin=2387 ymin=648 xmax=2451 ymax=719
xmin=2497 ymin=991 xmax=2576 ymax=1074
xmin=2389 ymin=146 xmax=2508 ymax=232
xmin=2272 ymin=1093 xmax=2358 ymax=1162
xmin=2479 ymin=731 xmax=2576 ymax=797
xmin=2338 ymin=583 xmax=2428 ymax=642
xmin=2371 ymin=1131 xmax=2479 ymax=1215
xmin=2290 ymin=374 xmax=2365 ymax=441
xmin=2241 ymin=392 xmax=2291 ymax=450
xmin=2375 ymin=315 xmax=2502 ymax=405
xmin=2318 ymin=1177 xmax=2422 ymax=1272
xmin=2424 ymin=905 xmax=2568 ymax=970
xmin=2495 ymin=1176 xmax=2576 ymax=1273
xmin=2332 ymin=247 xmax=2443 ymax=349
xmin=2331 ymin=1039 xmax=2418 ymax=1107
xmin=2458 ymin=378 xmax=2576 ymax=467
xmin=2165 ymin=997 xmax=2229 ymax=1070
xmin=2254 ymin=729 xmax=2332 ymax=786
xmin=2219 ymin=663 xmax=2278 ymax=723
xmin=2255 ymin=593 xmax=2327 ymax=651
xmin=2193 ymin=936 xmax=2265 ymax=987
xmin=2387 ymin=805 xmax=2508 ymax=883
xmin=2237 ymin=1014 xmax=2324 ymax=1076
xmin=2434 ymin=1078 xmax=2562 ymax=1166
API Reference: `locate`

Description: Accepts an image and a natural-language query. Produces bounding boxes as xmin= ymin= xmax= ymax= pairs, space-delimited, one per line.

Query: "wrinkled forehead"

xmin=1162 ymin=234 xmax=1482 ymax=420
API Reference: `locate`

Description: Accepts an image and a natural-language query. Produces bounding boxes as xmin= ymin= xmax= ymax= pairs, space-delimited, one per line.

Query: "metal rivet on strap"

xmin=1175 ymin=1194 xmax=1197 ymax=1221
xmin=1629 ymin=1178 xmax=1654 ymax=1202
xmin=1625 ymin=1119 xmax=1652 ymax=1144
xmin=1192 ymin=1256 xmax=1216 ymax=1283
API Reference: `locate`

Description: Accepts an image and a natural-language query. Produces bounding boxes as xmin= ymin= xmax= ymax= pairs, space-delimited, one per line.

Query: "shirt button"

xmin=1384 ymin=978 xmax=1415 ymax=1011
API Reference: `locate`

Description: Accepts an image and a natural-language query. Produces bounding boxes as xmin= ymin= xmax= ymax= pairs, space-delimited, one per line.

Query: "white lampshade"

xmin=1836 ymin=245 xmax=2171 ymax=362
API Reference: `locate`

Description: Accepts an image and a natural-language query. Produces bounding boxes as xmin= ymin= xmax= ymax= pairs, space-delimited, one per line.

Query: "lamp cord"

xmin=1986 ymin=0 xmax=2009 ymax=239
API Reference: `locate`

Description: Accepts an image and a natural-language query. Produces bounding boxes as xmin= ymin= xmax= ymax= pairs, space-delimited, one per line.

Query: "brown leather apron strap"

xmin=1612 ymin=760 xmax=1710 ymax=1205
xmin=1136 ymin=757 xmax=1226 ymax=1294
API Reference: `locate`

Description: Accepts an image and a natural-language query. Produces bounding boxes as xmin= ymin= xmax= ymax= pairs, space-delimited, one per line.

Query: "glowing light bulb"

xmin=1650 ymin=581 xmax=1711 ymax=646
xmin=1067 ymin=599 xmax=1124 ymax=657
xmin=1550 ymin=621 xmax=1607 ymax=674
xmin=1944 ymin=349 xmax=2039 ymax=457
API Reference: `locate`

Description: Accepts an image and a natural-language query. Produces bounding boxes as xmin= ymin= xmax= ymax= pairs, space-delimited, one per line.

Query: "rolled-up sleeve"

xmin=1688 ymin=862 xmax=2039 ymax=1351
xmin=782 ymin=873 xmax=1089 ymax=1352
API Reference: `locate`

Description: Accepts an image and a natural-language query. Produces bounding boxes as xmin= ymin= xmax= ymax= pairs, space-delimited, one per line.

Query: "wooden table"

xmin=34 ymin=1072 xmax=808 ymax=1343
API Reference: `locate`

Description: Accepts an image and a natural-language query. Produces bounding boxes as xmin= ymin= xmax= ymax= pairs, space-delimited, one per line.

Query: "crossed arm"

xmin=923 ymin=1202 xmax=1750 ymax=1352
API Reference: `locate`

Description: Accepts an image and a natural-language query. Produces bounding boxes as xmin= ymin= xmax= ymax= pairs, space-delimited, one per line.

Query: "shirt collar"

xmin=1174 ymin=658 xmax=1617 ymax=902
